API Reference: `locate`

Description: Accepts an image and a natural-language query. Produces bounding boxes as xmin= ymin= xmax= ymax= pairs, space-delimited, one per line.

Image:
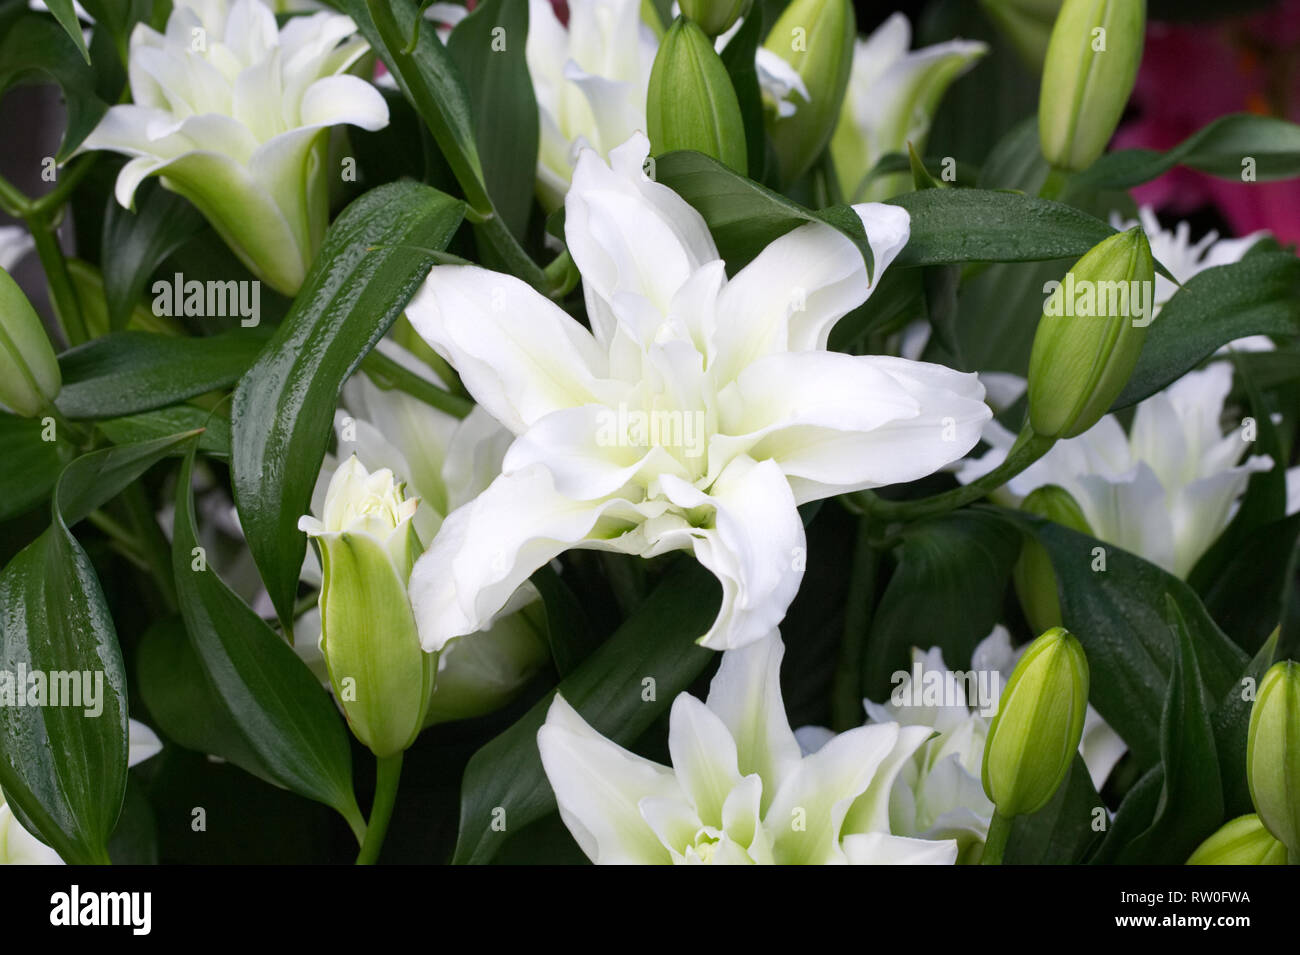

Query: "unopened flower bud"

xmin=679 ymin=0 xmax=751 ymax=37
xmin=1186 ymin=814 xmax=1289 ymax=865
xmin=1247 ymin=661 xmax=1300 ymax=852
xmin=648 ymin=17 xmax=748 ymax=173
xmin=0 ymin=267 xmax=61 ymax=417
xmin=1013 ymin=484 xmax=1093 ymax=633
xmin=1038 ymin=0 xmax=1145 ymax=171
xmin=761 ymin=0 xmax=855 ymax=185
xmin=1027 ymin=227 xmax=1154 ymax=439
xmin=299 ymin=456 xmax=436 ymax=757
xmin=983 ymin=627 xmax=1090 ymax=816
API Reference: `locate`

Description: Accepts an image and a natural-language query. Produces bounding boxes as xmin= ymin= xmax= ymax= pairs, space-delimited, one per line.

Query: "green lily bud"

xmin=680 ymin=0 xmax=751 ymax=38
xmin=1038 ymin=0 xmax=1145 ymax=171
xmin=1013 ymin=485 xmax=1093 ymax=634
xmin=1247 ymin=661 xmax=1300 ymax=852
xmin=980 ymin=0 xmax=1063 ymax=73
xmin=0 ymin=267 xmax=61 ymax=417
xmin=1186 ymin=814 xmax=1289 ymax=865
xmin=762 ymin=0 xmax=855 ymax=185
xmin=1027 ymin=226 xmax=1154 ymax=439
xmin=299 ymin=456 xmax=437 ymax=757
xmin=983 ymin=627 xmax=1090 ymax=816
xmin=647 ymin=17 xmax=748 ymax=174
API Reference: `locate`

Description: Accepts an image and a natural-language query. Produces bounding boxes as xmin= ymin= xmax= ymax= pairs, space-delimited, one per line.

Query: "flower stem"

xmin=856 ymin=425 xmax=1056 ymax=524
xmin=831 ymin=512 xmax=875 ymax=731
xmin=28 ymin=216 xmax=88 ymax=347
xmin=981 ymin=810 xmax=1013 ymax=865
xmin=356 ymin=752 xmax=403 ymax=865
xmin=360 ymin=348 xmax=473 ymax=418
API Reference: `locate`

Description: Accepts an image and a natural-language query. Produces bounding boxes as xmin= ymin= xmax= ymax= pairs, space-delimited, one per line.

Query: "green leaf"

xmin=107 ymin=778 xmax=158 ymax=865
xmin=41 ymin=0 xmax=89 ymax=65
xmin=135 ymin=616 xmax=281 ymax=787
xmin=1004 ymin=754 xmax=1104 ymax=864
xmin=1282 ymin=536 xmax=1300 ymax=662
xmin=453 ymin=560 xmax=720 ymax=865
xmin=653 ymin=149 xmax=874 ymax=278
xmin=0 ymin=437 xmax=181 ymax=862
xmin=1112 ymin=253 xmax=1300 ymax=409
xmin=885 ymin=189 xmax=1116 ymax=268
xmin=171 ymin=447 xmax=361 ymax=826
xmin=0 ymin=14 xmax=108 ymax=160
xmin=55 ymin=328 xmax=268 ymax=420
xmin=100 ymin=180 xmax=207 ymax=332
xmin=446 ymin=0 xmax=538 ymax=239
xmin=862 ymin=509 xmax=1021 ymax=700
xmin=530 ymin=563 xmax=601 ymax=678
xmin=1198 ymin=514 xmax=1300 ymax=657
xmin=718 ymin=6 xmax=766 ymax=184
xmin=1028 ymin=518 xmax=1248 ymax=768
xmin=97 ymin=406 xmax=232 ymax=460
xmin=1212 ymin=630 xmax=1279 ymax=818
xmin=0 ymin=413 xmax=75 ymax=522
xmin=1088 ymin=764 xmax=1163 ymax=864
xmin=345 ymin=0 xmax=488 ymax=209
xmin=231 ymin=180 xmax=463 ymax=625
xmin=1072 ymin=114 xmax=1300 ymax=192
xmin=1110 ymin=600 xmax=1223 ymax=864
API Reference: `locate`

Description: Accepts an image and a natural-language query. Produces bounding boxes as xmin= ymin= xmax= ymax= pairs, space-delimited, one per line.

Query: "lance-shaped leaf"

xmin=231 ymin=181 xmax=463 ymax=624
xmin=172 ymin=447 xmax=362 ymax=829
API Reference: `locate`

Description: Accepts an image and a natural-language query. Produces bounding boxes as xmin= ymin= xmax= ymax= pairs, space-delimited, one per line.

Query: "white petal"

xmin=537 ymin=695 xmax=679 ymax=864
xmin=299 ymin=74 xmax=390 ymax=131
xmin=1080 ymin=705 xmax=1127 ymax=791
xmin=842 ymin=831 xmax=958 ymax=865
xmin=406 ymin=265 xmax=610 ymax=434
xmin=127 ymin=719 xmax=163 ymax=767
xmin=667 ymin=694 xmax=743 ymax=828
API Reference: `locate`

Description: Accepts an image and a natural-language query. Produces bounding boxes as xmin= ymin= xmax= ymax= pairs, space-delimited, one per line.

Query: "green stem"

xmin=543 ymin=247 xmax=579 ymax=300
xmin=981 ymin=810 xmax=1013 ymax=865
xmin=356 ymin=753 xmax=403 ymax=865
xmin=29 ymin=155 xmax=97 ymax=217
xmin=831 ymin=512 xmax=875 ymax=732
xmin=1039 ymin=167 xmax=1070 ymax=202
xmin=360 ymin=348 xmax=474 ymax=419
xmin=475 ymin=213 xmax=548 ymax=291
xmin=0 ymin=171 xmax=30 ymax=218
xmin=857 ymin=426 xmax=1056 ymax=523
xmin=28 ymin=217 xmax=88 ymax=347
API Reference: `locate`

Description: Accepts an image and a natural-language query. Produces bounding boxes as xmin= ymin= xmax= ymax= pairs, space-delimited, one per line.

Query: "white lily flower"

xmin=79 ymin=0 xmax=389 ymax=294
xmin=958 ymin=363 xmax=1273 ymax=578
xmin=754 ymin=47 xmax=810 ymax=120
xmin=0 ymin=225 xmax=33 ymax=273
xmin=830 ymin=13 xmax=986 ymax=203
xmin=297 ymin=342 xmax=549 ymax=726
xmin=405 ymin=132 xmax=990 ymax=652
xmin=802 ymin=627 xmax=1124 ymax=862
xmin=526 ymin=0 xmax=658 ymax=208
xmin=538 ymin=630 xmax=958 ymax=864
xmin=0 ymin=720 xmax=162 ymax=865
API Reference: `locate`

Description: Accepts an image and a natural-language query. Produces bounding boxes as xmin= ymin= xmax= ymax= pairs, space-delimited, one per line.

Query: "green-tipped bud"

xmin=680 ymin=0 xmax=751 ymax=37
xmin=983 ymin=627 xmax=1090 ymax=816
xmin=647 ymin=17 xmax=748 ymax=174
xmin=1247 ymin=661 xmax=1300 ymax=852
xmin=980 ymin=0 xmax=1063 ymax=72
xmin=1013 ymin=485 xmax=1093 ymax=633
xmin=299 ymin=456 xmax=436 ymax=757
xmin=1027 ymin=226 xmax=1154 ymax=439
xmin=762 ymin=0 xmax=855 ymax=185
xmin=0 ymin=267 xmax=61 ymax=417
xmin=1038 ymin=0 xmax=1145 ymax=171
xmin=1186 ymin=814 xmax=1290 ymax=865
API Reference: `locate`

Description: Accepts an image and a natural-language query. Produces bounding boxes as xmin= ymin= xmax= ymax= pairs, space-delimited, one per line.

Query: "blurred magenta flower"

xmin=1115 ymin=0 xmax=1300 ymax=244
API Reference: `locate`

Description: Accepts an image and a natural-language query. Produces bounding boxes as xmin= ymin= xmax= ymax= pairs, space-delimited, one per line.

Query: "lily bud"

xmin=299 ymin=457 xmax=436 ymax=757
xmin=0 ymin=267 xmax=61 ymax=417
xmin=1027 ymin=227 xmax=1154 ymax=439
xmin=1038 ymin=0 xmax=1145 ymax=171
xmin=680 ymin=0 xmax=751 ymax=38
xmin=1247 ymin=661 xmax=1300 ymax=852
xmin=648 ymin=17 xmax=748 ymax=173
xmin=1013 ymin=485 xmax=1093 ymax=634
xmin=1186 ymin=814 xmax=1289 ymax=865
xmin=762 ymin=0 xmax=855 ymax=185
xmin=983 ymin=627 xmax=1090 ymax=816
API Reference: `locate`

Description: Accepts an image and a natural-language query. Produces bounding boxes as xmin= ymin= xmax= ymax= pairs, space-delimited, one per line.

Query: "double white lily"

xmin=80 ymin=0 xmax=388 ymax=294
xmin=406 ymin=132 xmax=990 ymax=652
xmin=830 ymin=13 xmax=986 ymax=203
xmin=960 ymin=363 xmax=1274 ymax=578
xmin=527 ymin=0 xmax=658 ymax=208
xmin=538 ymin=630 xmax=957 ymax=864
